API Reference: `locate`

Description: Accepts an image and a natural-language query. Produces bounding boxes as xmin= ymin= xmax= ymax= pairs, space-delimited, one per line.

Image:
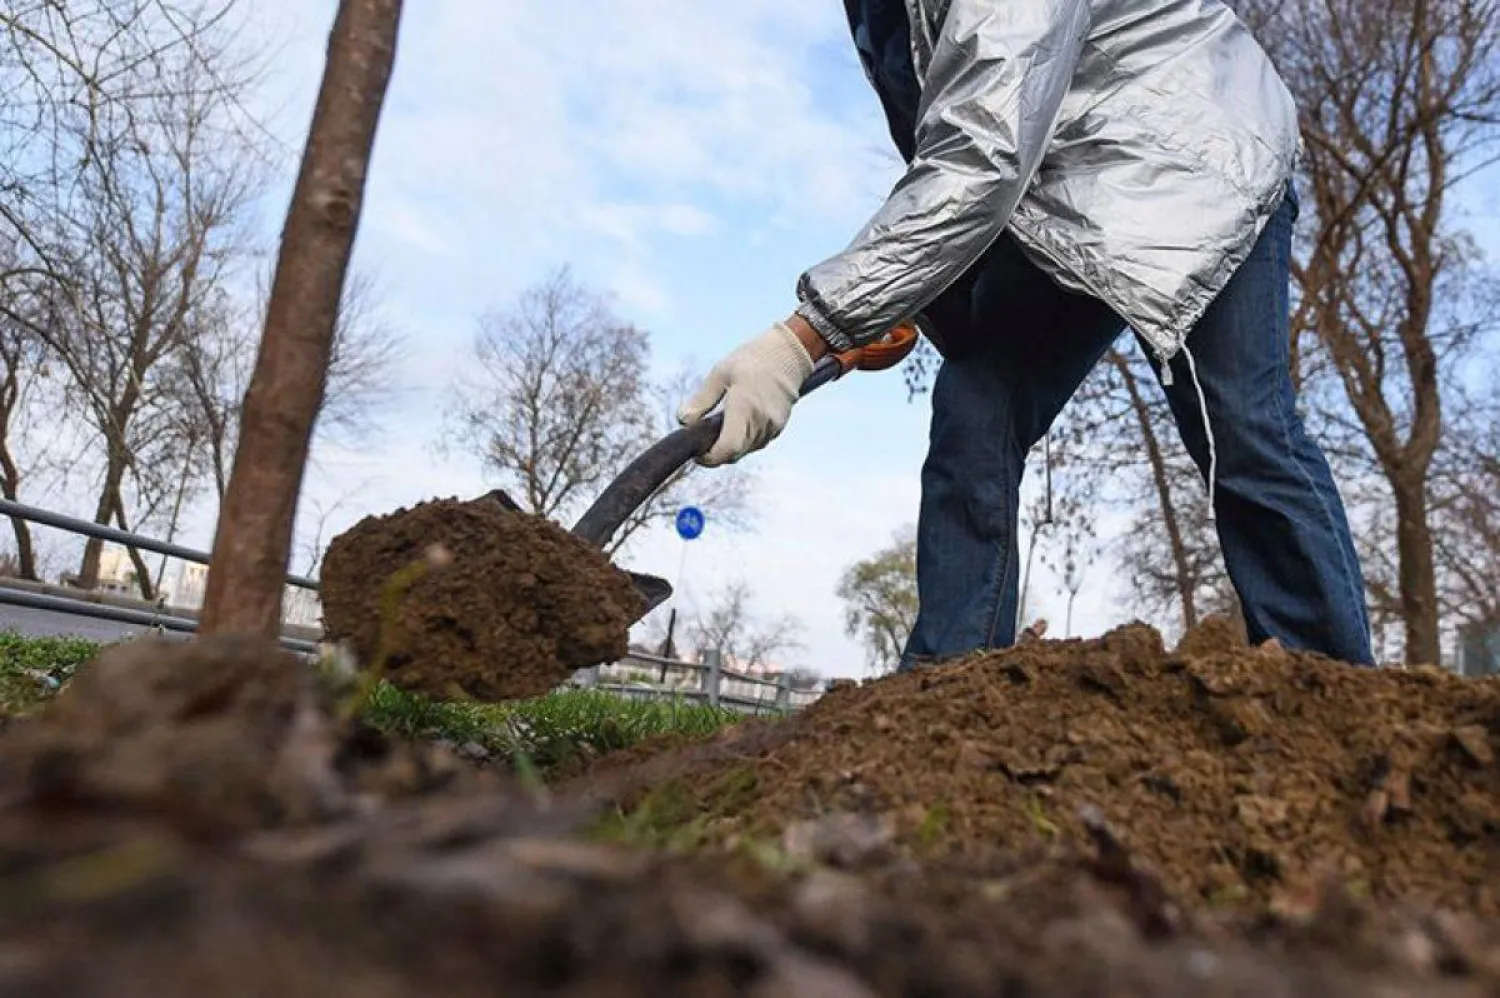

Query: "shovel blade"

xmin=480 ymin=488 xmax=670 ymax=624
xmin=626 ymin=571 xmax=673 ymax=622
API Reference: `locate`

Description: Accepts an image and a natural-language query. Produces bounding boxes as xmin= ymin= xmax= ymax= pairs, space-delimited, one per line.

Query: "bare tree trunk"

xmin=1113 ymin=352 xmax=1199 ymax=631
xmin=109 ymin=496 xmax=157 ymax=603
xmin=0 ymin=359 xmax=36 ymax=579
xmin=0 ymin=466 xmax=37 ymax=581
xmin=155 ymin=456 xmax=196 ymax=592
xmin=79 ymin=464 xmax=159 ymax=600
xmin=1393 ymin=473 xmax=1440 ymax=664
xmin=76 ymin=482 xmax=116 ymax=589
xmin=200 ymin=0 xmax=404 ymax=638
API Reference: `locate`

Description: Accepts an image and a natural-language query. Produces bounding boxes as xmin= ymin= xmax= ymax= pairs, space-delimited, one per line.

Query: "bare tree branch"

xmin=445 ymin=265 xmax=755 ymax=553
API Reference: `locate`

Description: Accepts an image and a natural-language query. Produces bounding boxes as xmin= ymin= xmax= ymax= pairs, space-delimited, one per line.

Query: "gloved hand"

xmin=677 ymin=320 xmax=816 ymax=467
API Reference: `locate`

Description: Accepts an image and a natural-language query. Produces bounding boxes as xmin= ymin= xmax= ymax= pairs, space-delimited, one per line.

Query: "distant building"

xmin=58 ymin=545 xmax=145 ymax=598
xmin=168 ymin=563 xmax=209 ymax=609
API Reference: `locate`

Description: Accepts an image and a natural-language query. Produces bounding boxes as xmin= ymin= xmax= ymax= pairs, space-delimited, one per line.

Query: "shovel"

xmin=481 ymin=321 xmax=919 ymax=624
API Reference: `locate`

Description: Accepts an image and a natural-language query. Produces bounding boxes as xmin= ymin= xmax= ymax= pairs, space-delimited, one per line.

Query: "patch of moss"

xmin=918 ymin=802 xmax=952 ymax=847
xmin=590 ymin=781 xmax=712 ymax=851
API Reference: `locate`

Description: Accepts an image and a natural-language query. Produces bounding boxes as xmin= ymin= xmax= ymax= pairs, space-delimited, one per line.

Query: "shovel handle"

xmin=569 ymin=322 xmax=918 ymax=549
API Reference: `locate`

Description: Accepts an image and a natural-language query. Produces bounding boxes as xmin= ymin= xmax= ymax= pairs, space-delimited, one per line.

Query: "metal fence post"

xmin=776 ymin=671 xmax=791 ymax=711
xmin=704 ymin=649 xmax=722 ymax=708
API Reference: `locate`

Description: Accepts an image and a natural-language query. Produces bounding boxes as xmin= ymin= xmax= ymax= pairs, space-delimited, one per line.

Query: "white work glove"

xmin=677 ymin=320 xmax=815 ymax=467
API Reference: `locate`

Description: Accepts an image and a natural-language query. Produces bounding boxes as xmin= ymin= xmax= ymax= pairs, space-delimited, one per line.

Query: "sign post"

xmin=659 ymin=506 xmax=706 ymax=660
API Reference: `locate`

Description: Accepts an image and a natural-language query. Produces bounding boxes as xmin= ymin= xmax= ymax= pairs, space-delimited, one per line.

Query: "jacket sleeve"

xmin=795 ymin=0 xmax=1091 ymax=351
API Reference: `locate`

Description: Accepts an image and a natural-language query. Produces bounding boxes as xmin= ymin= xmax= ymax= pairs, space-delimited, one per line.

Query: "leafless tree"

xmin=901 ymin=332 xmax=1227 ymax=640
xmin=447 ymin=265 xmax=753 ymax=555
xmin=37 ymin=47 xmax=260 ymax=598
xmin=317 ymin=267 xmax=402 ymax=447
xmin=1 ymin=1 xmax=257 ymax=301
xmin=1024 ymin=345 xmax=1225 ymax=639
xmin=169 ymin=293 xmax=254 ymax=502
xmin=0 ymin=331 xmax=37 ymax=578
xmin=836 ymin=525 xmax=917 ymax=676
xmin=1100 ymin=351 xmax=1217 ymax=632
xmin=0 ymin=249 xmax=58 ymax=580
xmin=687 ymin=578 xmax=806 ymax=672
xmin=200 ymin=0 xmax=404 ymax=639
xmin=0 ymin=1 xmax=274 ymax=599
xmin=1431 ymin=391 xmax=1500 ymax=631
xmin=1035 ymin=473 xmax=1101 ymax=639
xmin=1235 ymin=0 xmax=1500 ymax=664
xmin=293 ymin=479 xmax=376 ymax=577
xmin=175 ymin=264 xmax=401 ymax=505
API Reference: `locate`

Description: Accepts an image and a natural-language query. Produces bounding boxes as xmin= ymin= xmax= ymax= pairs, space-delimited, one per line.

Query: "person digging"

xmin=678 ymin=0 xmax=1375 ymax=669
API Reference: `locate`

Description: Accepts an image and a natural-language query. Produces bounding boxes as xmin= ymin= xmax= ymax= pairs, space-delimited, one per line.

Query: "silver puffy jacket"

xmin=794 ymin=0 xmax=1301 ymax=366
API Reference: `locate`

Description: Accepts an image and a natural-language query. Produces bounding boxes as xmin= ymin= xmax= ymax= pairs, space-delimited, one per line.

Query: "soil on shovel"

xmin=5 ymin=637 xmax=1500 ymax=997
xmin=319 ymin=496 xmax=645 ymax=702
xmin=580 ymin=620 xmax=1500 ymax=917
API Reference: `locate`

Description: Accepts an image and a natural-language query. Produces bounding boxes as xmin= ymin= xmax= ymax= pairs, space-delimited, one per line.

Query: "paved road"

xmin=0 ymin=604 xmax=191 ymax=645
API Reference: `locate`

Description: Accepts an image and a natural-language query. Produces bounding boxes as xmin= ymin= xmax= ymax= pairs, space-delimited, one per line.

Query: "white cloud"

xmin=582 ymin=202 xmax=720 ymax=249
xmin=240 ymin=0 xmax=882 ymax=276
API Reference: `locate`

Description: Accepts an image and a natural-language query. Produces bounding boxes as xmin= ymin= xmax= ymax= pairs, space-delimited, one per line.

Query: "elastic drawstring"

xmin=1179 ymin=344 xmax=1218 ymax=522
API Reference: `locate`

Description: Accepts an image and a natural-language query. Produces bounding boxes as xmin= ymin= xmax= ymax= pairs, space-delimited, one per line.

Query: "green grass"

xmin=589 ymin=765 xmax=764 ymax=852
xmin=0 ymin=631 xmax=746 ymax=776
xmin=0 ymin=631 xmax=100 ymax=715
xmin=362 ymin=681 xmax=745 ymax=773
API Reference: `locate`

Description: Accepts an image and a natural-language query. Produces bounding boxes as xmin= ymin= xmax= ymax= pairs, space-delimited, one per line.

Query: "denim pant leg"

xmin=901 ymin=237 xmax=1123 ymax=671
xmin=1149 ymin=188 xmax=1375 ymax=665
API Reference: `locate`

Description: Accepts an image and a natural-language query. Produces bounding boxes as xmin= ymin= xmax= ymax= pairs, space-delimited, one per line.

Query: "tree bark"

xmin=199 ymin=0 xmax=404 ymax=638
xmin=0 ymin=360 xmax=36 ymax=580
xmin=76 ymin=481 xmax=117 ymax=590
xmin=0 ymin=481 xmax=37 ymax=581
xmin=1393 ymin=472 xmax=1441 ymax=665
xmin=1114 ymin=352 xmax=1199 ymax=632
xmin=110 ymin=496 xmax=157 ymax=603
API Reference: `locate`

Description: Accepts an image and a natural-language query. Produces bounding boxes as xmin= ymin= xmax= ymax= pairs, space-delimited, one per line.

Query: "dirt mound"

xmin=319 ymin=495 xmax=645 ymax=702
xmin=589 ymin=623 xmax=1500 ymax=915
xmin=5 ymin=638 xmax=1500 ymax=996
xmin=10 ymin=819 xmax=1500 ymax=998
xmin=0 ymin=637 xmax=504 ymax=838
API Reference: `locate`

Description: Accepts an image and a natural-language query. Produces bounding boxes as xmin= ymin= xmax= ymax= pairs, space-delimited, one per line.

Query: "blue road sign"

xmin=675 ymin=506 xmax=705 ymax=541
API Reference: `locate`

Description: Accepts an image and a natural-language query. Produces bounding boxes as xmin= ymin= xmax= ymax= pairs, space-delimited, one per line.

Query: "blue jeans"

xmin=900 ymin=187 xmax=1375 ymax=668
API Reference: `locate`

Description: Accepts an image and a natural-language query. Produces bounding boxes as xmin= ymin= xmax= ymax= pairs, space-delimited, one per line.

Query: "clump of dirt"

xmin=584 ymin=622 xmax=1500 ymax=915
xmin=5 ymin=635 xmax=1500 ymax=996
xmin=320 ymin=496 xmax=645 ymax=702
xmin=1172 ymin=610 xmax=1249 ymax=658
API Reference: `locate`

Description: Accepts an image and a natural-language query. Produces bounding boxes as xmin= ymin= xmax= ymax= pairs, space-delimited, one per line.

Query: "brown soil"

xmin=319 ymin=496 xmax=645 ymax=702
xmin=5 ymin=636 xmax=1500 ymax=996
xmin=580 ymin=620 xmax=1500 ymax=917
xmin=0 ymin=637 xmax=510 ymax=838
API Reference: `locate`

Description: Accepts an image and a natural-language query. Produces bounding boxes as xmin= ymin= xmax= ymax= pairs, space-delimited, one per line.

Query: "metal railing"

xmin=573 ymin=649 xmax=821 ymax=715
xmin=0 ymin=498 xmax=320 ymax=654
xmin=0 ymin=499 xmax=318 ymax=589
xmin=0 ymin=498 xmax=824 ymax=710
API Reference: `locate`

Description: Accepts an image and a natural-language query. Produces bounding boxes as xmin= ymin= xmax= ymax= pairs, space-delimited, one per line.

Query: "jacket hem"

xmin=1007 ymin=174 xmax=1292 ymax=359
